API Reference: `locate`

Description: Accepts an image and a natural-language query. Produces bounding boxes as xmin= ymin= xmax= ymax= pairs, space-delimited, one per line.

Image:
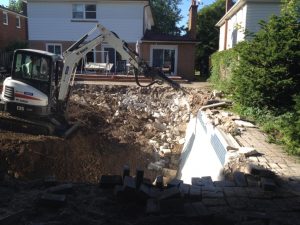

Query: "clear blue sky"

xmin=0 ymin=0 xmax=216 ymax=27
xmin=179 ymin=0 xmax=215 ymax=27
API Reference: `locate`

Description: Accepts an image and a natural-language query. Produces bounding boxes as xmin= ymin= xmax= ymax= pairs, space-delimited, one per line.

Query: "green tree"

xmin=150 ymin=0 xmax=183 ymax=35
xmin=195 ymin=0 xmax=225 ymax=77
xmin=8 ymin=0 xmax=23 ymax=13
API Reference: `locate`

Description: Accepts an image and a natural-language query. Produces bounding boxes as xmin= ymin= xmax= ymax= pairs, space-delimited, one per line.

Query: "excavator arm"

xmin=58 ymin=23 xmax=180 ymax=103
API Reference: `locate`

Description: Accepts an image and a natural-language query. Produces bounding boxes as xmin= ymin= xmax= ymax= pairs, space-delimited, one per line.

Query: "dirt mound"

xmin=0 ymin=85 xmax=211 ymax=183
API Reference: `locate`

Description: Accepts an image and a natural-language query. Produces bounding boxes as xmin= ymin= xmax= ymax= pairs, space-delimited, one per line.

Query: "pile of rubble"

xmin=69 ymin=85 xmax=211 ymax=177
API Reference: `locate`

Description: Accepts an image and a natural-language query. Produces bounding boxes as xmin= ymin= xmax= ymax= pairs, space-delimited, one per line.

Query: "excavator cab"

xmin=1 ymin=49 xmax=62 ymax=117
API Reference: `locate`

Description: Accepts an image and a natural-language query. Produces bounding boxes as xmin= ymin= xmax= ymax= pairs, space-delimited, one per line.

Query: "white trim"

xmin=46 ymin=43 xmax=63 ymax=55
xmin=3 ymin=11 xmax=8 ymax=25
xmin=16 ymin=16 xmax=21 ymax=28
xmin=150 ymin=45 xmax=178 ymax=75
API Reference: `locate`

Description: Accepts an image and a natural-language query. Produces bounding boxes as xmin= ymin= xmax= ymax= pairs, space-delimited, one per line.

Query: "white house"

xmin=27 ymin=0 xmax=154 ymax=72
xmin=26 ymin=0 xmax=199 ymax=80
xmin=216 ymin=0 xmax=281 ymax=51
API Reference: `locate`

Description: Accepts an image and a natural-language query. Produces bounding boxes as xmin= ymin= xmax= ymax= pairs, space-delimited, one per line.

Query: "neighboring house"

xmin=27 ymin=0 xmax=198 ymax=80
xmin=0 ymin=5 xmax=28 ymax=49
xmin=216 ymin=0 xmax=281 ymax=51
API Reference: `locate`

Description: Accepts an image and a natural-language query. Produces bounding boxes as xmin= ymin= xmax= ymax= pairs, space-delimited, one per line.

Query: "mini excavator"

xmin=0 ymin=23 xmax=180 ymax=136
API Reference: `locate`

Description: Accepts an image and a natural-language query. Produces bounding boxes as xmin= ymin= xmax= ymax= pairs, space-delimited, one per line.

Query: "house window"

xmin=3 ymin=12 xmax=8 ymax=25
xmin=16 ymin=16 xmax=21 ymax=28
xmin=151 ymin=46 xmax=177 ymax=75
xmin=46 ymin=44 xmax=62 ymax=55
xmin=72 ymin=4 xmax=96 ymax=20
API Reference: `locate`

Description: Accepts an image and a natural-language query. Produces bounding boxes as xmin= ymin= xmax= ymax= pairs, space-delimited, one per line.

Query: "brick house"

xmin=27 ymin=0 xmax=198 ymax=80
xmin=0 ymin=5 xmax=28 ymax=50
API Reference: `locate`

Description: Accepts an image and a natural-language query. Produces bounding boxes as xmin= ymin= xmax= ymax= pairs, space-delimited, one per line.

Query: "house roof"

xmin=216 ymin=0 xmax=281 ymax=27
xmin=141 ymin=30 xmax=198 ymax=43
xmin=0 ymin=5 xmax=27 ymax=18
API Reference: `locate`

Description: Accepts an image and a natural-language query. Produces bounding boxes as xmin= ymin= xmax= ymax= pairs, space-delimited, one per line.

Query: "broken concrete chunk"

xmin=46 ymin=184 xmax=73 ymax=195
xmin=234 ymin=120 xmax=256 ymax=127
xmin=154 ymin=175 xmax=164 ymax=189
xmin=233 ymin=172 xmax=248 ymax=187
xmin=239 ymin=147 xmax=260 ymax=157
xmin=162 ymin=168 xmax=177 ymax=179
xmin=99 ymin=175 xmax=123 ymax=188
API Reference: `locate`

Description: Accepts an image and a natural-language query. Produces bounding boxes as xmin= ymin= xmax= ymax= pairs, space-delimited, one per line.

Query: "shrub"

xmin=209 ymin=48 xmax=238 ymax=93
xmin=231 ymin=14 xmax=300 ymax=113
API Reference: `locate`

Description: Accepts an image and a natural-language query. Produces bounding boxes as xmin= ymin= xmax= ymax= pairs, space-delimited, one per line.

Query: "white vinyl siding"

xmin=218 ymin=1 xmax=281 ymax=51
xmin=225 ymin=4 xmax=247 ymax=49
xmin=245 ymin=2 xmax=281 ymax=35
xmin=218 ymin=24 xmax=225 ymax=51
xmin=28 ymin=2 xmax=145 ymax=42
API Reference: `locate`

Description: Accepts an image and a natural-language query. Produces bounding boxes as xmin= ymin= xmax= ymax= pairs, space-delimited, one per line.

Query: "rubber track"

xmin=0 ymin=113 xmax=55 ymax=135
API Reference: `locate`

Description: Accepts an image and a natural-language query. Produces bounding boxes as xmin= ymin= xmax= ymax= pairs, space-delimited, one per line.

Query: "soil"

xmin=0 ymin=84 xmax=211 ymax=183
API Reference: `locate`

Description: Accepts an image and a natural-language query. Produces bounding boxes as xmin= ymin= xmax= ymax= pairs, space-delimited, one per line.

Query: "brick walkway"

xmin=234 ymin=127 xmax=300 ymax=194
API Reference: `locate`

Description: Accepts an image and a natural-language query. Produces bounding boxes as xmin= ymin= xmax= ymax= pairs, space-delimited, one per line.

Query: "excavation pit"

xmin=0 ymin=85 xmax=210 ymax=182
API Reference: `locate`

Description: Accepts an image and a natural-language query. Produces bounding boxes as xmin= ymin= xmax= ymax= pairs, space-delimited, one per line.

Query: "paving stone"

xmin=39 ymin=193 xmax=66 ymax=207
xmin=246 ymin=187 xmax=272 ymax=199
xmin=138 ymin=184 xmax=160 ymax=200
xmin=233 ymin=172 xmax=248 ymax=187
xmin=224 ymin=187 xmax=248 ymax=197
xmin=202 ymin=189 xmax=224 ymax=198
xmin=122 ymin=165 xmax=130 ymax=179
xmin=146 ymin=199 xmax=160 ymax=214
xmin=160 ymin=198 xmax=184 ymax=214
xmin=99 ymin=175 xmax=123 ymax=188
xmin=0 ymin=210 xmax=24 ymax=225
xmin=167 ymin=179 xmax=183 ymax=188
xmin=184 ymin=202 xmax=212 ymax=218
xmin=158 ymin=186 xmax=181 ymax=200
xmin=245 ymin=175 xmax=259 ymax=187
xmin=179 ymin=183 xmax=190 ymax=198
xmin=122 ymin=176 xmax=136 ymax=192
xmin=202 ymin=198 xmax=227 ymax=207
xmin=46 ymin=183 xmax=73 ymax=194
xmin=226 ymin=197 xmax=248 ymax=210
xmin=135 ymin=169 xmax=144 ymax=189
xmin=239 ymin=220 xmax=265 ymax=225
xmin=44 ymin=176 xmax=57 ymax=187
xmin=214 ymin=180 xmax=236 ymax=187
xmin=192 ymin=176 xmax=214 ymax=187
xmin=189 ymin=185 xmax=201 ymax=200
xmin=260 ymin=177 xmax=277 ymax=191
